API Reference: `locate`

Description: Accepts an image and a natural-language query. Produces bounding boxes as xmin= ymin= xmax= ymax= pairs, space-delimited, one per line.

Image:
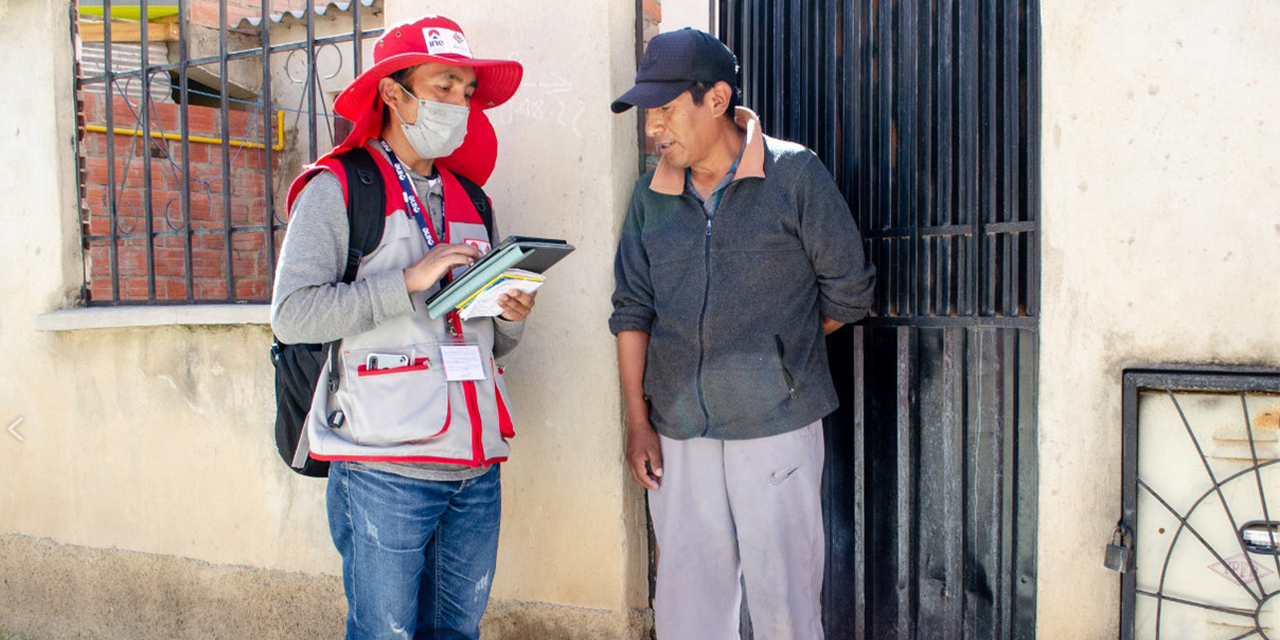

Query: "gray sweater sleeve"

xmin=795 ymin=151 xmax=877 ymax=323
xmin=270 ymin=172 xmax=414 ymax=344
xmin=608 ymin=182 xmax=656 ymax=335
xmin=492 ymin=317 xmax=524 ymax=357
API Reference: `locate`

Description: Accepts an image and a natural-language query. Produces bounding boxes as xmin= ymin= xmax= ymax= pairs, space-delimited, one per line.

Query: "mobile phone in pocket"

xmin=366 ymin=353 xmax=410 ymax=371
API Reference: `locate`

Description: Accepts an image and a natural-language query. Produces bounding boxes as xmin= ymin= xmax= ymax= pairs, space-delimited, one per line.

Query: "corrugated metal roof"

xmin=232 ymin=0 xmax=378 ymax=31
xmin=79 ymin=42 xmax=174 ymax=105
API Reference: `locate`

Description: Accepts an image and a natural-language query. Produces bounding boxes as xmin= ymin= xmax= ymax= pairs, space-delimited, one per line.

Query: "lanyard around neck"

xmin=378 ymin=139 xmax=444 ymax=249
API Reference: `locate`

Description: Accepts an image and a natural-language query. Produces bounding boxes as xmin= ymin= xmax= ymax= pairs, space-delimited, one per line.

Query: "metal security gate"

xmin=718 ymin=1 xmax=1040 ymax=638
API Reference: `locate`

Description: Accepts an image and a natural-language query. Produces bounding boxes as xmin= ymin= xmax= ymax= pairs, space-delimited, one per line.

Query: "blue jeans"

xmin=327 ymin=462 xmax=502 ymax=640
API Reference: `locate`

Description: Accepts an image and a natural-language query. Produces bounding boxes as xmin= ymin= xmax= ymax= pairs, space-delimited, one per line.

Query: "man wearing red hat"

xmin=609 ymin=28 xmax=875 ymax=639
xmin=271 ymin=15 xmax=530 ymax=640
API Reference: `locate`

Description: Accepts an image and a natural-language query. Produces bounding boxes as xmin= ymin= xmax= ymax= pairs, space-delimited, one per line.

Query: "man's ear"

xmin=710 ymin=81 xmax=734 ymax=117
xmin=377 ymin=76 xmax=403 ymax=109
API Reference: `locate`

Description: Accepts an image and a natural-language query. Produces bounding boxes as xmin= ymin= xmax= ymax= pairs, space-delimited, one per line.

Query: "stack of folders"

xmin=455 ymin=269 xmax=544 ymax=320
xmin=425 ymin=236 xmax=574 ymax=320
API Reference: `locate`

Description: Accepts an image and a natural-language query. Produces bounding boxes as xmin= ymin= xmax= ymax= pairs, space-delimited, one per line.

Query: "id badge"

xmin=439 ymin=343 xmax=487 ymax=381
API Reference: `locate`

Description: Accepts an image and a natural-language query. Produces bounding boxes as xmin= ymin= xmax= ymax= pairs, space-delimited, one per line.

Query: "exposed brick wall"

xmin=79 ymin=92 xmax=282 ymax=303
xmin=642 ymin=0 xmax=662 ymax=31
xmin=640 ymin=0 xmax=662 ymax=170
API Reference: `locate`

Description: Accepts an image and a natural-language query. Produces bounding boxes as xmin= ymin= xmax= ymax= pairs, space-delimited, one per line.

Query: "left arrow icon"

xmin=8 ymin=417 xmax=24 ymax=442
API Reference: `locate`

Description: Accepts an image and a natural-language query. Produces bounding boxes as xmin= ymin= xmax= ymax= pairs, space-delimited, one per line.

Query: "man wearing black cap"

xmin=609 ymin=28 xmax=875 ymax=639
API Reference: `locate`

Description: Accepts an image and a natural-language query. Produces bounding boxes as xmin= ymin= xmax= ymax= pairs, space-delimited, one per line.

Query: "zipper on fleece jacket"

xmin=695 ymin=213 xmax=713 ymax=435
xmin=694 ymin=178 xmax=733 ymax=436
xmin=696 ymin=170 xmax=737 ymax=435
xmin=774 ymin=334 xmax=798 ymax=400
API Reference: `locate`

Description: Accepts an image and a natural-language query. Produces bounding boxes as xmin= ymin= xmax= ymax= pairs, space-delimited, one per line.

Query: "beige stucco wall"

xmin=0 ymin=0 xmax=644 ymax=637
xmin=0 ymin=1 xmax=348 ymax=577
xmin=658 ymin=0 xmax=712 ymax=33
xmin=1039 ymin=0 xmax=1280 ymax=637
xmin=379 ymin=0 xmax=647 ymax=613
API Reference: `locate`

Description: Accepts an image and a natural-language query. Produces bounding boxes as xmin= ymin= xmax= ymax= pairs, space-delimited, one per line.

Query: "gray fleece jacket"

xmin=609 ymin=109 xmax=875 ymax=441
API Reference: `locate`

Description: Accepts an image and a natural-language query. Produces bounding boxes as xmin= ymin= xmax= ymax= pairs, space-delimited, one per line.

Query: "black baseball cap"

xmin=611 ymin=28 xmax=739 ymax=114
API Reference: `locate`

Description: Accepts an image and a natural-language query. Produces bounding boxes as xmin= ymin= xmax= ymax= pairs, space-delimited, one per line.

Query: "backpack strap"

xmin=339 ymin=146 xmax=387 ymax=280
xmin=326 ymin=146 xmax=387 ymax=394
xmin=453 ymin=172 xmax=495 ymax=241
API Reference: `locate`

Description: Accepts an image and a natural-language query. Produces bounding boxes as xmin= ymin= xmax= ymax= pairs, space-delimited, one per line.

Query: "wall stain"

xmin=1253 ymin=408 xmax=1280 ymax=431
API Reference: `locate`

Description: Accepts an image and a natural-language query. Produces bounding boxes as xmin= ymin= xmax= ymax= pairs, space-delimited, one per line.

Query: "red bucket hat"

xmin=331 ymin=15 xmax=521 ymax=186
xmin=335 ymin=15 xmax=522 ymax=117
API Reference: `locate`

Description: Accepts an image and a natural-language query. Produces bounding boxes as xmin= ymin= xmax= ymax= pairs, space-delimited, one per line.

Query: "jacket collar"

xmin=649 ymin=106 xmax=767 ymax=196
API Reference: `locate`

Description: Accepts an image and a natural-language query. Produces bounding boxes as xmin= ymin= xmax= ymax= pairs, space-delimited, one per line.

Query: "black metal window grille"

xmin=1121 ymin=368 xmax=1280 ymax=640
xmin=74 ymin=0 xmax=382 ymax=304
xmin=717 ymin=2 xmax=1040 ymax=638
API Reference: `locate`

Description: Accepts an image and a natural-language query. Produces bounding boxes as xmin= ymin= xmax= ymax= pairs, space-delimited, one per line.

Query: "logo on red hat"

xmin=422 ymin=27 xmax=472 ymax=58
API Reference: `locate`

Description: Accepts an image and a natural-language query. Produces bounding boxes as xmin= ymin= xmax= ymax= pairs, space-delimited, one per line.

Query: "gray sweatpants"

xmin=649 ymin=420 xmax=826 ymax=640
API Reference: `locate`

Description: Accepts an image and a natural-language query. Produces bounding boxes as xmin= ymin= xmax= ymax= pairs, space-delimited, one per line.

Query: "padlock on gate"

xmin=1104 ymin=524 xmax=1134 ymax=573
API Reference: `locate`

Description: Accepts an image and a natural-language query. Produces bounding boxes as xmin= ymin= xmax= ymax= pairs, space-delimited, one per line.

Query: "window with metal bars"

xmin=1121 ymin=368 xmax=1280 ymax=640
xmin=73 ymin=0 xmax=381 ymax=305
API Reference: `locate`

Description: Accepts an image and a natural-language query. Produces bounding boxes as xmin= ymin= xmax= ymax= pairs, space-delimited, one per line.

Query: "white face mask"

xmin=394 ymin=83 xmax=469 ymax=160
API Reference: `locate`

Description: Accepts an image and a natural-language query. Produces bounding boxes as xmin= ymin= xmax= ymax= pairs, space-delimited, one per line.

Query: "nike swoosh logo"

xmin=770 ymin=467 xmax=799 ymax=485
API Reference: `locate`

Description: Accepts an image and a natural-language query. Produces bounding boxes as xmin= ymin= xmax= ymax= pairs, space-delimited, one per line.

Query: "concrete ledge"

xmin=0 ymin=535 xmax=651 ymax=640
xmin=34 ymin=304 xmax=271 ymax=332
xmin=0 ymin=534 xmax=345 ymax=640
xmin=484 ymin=600 xmax=652 ymax=640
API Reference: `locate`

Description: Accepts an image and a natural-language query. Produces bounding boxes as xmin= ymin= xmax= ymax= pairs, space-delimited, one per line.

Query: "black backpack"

xmin=271 ymin=147 xmax=493 ymax=477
